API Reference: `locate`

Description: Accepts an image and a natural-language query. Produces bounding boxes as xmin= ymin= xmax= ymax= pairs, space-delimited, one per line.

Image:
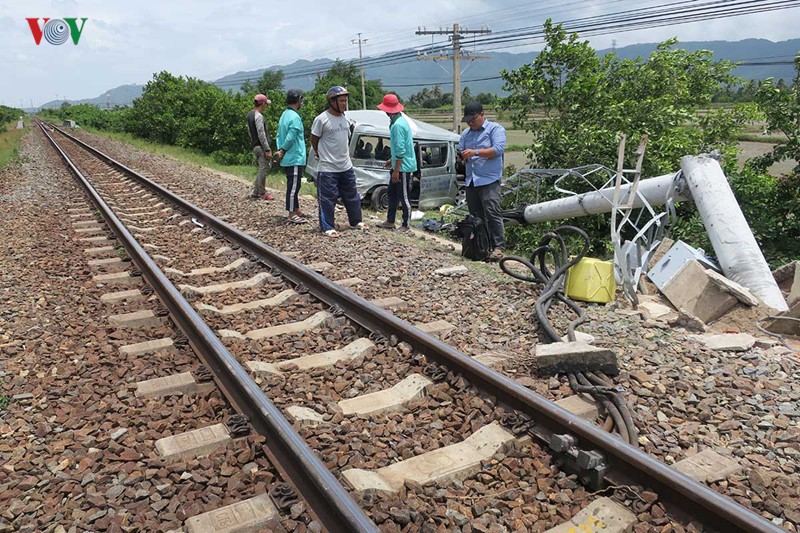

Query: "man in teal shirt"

xmin=275 ymin=89 xmax=308 ymax=224
xmin=376 ymin=94 xmax=417 ymax=231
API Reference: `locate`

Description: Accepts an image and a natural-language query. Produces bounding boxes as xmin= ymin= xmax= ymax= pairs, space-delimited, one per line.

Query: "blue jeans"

xmin=316 ymin=169 xmax=362 ymax=231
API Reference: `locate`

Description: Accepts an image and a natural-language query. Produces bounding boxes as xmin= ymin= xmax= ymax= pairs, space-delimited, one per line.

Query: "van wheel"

xmin=455 ymin=185 xmax=467 ymax=206
xmin=370 ymin=186 xmax=388 ymax=211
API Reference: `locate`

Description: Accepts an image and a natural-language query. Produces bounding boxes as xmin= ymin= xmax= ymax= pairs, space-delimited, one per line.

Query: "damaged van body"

xmin=305 ymin=110 xmax=465 ymax=210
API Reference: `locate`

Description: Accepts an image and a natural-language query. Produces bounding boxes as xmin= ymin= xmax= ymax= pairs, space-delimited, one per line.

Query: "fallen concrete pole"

xmin=522 ymin=172 xmax=689 ymax=224
xmin=681 ymin=155 xmax=787 ymax=311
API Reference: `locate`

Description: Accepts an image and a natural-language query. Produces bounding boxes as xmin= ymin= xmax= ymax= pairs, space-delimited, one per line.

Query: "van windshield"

xmin=352 ymin=135 xmax=390 ymax=168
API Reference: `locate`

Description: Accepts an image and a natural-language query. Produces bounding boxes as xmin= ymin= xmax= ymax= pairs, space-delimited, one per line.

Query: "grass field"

xmin=0 ymin=123 xmax=25 ymax=171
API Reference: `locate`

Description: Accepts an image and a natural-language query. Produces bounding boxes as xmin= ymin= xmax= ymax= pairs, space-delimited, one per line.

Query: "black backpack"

xmin=457 ymin=215 xmax=491 ymax=261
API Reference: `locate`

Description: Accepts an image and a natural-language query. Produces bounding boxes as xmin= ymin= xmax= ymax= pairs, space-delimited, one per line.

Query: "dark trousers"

xmin=386 ymin=172 xmax=412 ymax=227
xmin=316 ymin=169 xmax=362 ymax=231
xmin=252 ymin=146 xmax=270 ymax=196
xmin=283 ymin=165 xmax=304 ymax=213
xmin=466 ymin=180 xmax=505 ymax=249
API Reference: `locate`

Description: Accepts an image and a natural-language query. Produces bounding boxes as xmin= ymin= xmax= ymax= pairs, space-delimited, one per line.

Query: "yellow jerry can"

xmin=565 ymin=258 xmax=616 ymax=304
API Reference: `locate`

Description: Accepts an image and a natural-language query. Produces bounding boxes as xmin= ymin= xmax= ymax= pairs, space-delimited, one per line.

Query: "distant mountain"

xmin=44 ymin=38 xmax=798 ymax=110
xmin=36 ymin=84 xmax=143 ymax=111
xmin=213 ymin=38 xmax=800 ymax=98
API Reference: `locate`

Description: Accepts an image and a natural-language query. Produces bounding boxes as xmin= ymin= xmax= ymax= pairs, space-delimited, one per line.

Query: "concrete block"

xmin=534 ymin=342 xmax=618 ymax=377
xmin=108 ymin=309 xmax=167 ymax=329
xmin=416 ymin=320 xmax=455 ymax=337
xmin=197 ymin=290 xmax=298 ymax=315
xmin=334 ymin=277 xmax=364 ymax=288
xmin=165 ymin=258 xmax=250 ymax=277
xmin=179 ymin=273 xmax=276 ymax=296
xmin=559 ymin=331 xmax=596 ymax=344
xmin=544 ymin=497 xmax=636 ymax=533
xmin=94 ymin=272 xmax=137 ymax=286
xmin=247 ymin=338 xmax=375 ymax=375
xmin=307 ymin=261 xmax=333 ymax=272
xmin=661 ymin=261 xmax=737 ymax=323
xmin=674 ymin=449 xmax=741 ymax=483
xmin=282 ymin=251 xmax=301 ymax=258
xmin=88 ymin=257 xmax=126 ymax=271
xmin=100 ymin=289 xmax=144 ymax=304
xmin=339 ymin=374 xmax=433 ymax=417
xmin=156 ymin=424 xmax=231 ymax=461
xmin=135 ymin=372 xmax=214 ymax=398
xmin=79 ymin=237 xmax=114 ymax=245
xmin=285 ymin=406 xmax=327 ymax=428
xmin=765 ymin=300 xmax=800 ymax=336
xmin=789 ymin=264 xmax=800 ymax=307
xmin=370 ymin=297 xmax=407 ymax=310
xmin=637 ymin=301 xmax=673 ymax=319
xmin=705 ymin=269 xmax=760 ymax=307
xmin=691 ymin=333 xmax=756 ymax=352
xmin=555 ymin=395 xmax=599 ymax=421
xmin=473 ymin=351 xmax=516 ymax=368
xmin=185 ymin=493 xmax=280 ymax=533
xmin=67 ymin=207 xmax=90 ymax=214
xmin=214 ymin=246 xmax=234 ymax=256
xmin=434 ymin=266 xmax=468 ymax=277
xmin=84 ymin=245 xmax=115 ymax=256
xmin=120 ymin=337 xmax=175 ymax=356
xmin=219 ymin=311 xmax=332 ymax=340
xmin=342 ymin=423 xmax=516 ymax=494
xmin=73 ymin=219 xmax=100 ymax=228
xmin=74 ymin=227 xmax=105 ymax=235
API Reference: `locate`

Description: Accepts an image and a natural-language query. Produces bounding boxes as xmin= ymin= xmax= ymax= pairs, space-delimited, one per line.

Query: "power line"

xmin=213 ymin=0 xmax=800 ymax=89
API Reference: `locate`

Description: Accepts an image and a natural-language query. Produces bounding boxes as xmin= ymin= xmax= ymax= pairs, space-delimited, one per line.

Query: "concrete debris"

xmin=661 ymin=260 xmax=737 ymax=324
xmin=764 ymin=300 xmax=800 ymax=336
xmin=637 ymin=300 xmax=673 ymax=319
xmin=667 ymin=309 xmax=707 ymax=333
xmin=705 ymin=269 xmax=759 ymax=307
xmin=534 ymin=342 xmax=618 ymax=377
xmin=690 ymin=333 xmax=756 ymax=352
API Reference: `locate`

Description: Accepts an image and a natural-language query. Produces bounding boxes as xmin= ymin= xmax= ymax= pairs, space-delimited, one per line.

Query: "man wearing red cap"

xmin=375 ymin=93 xmax=416 ymax=231
xmin=247 ymin=93 xmax=275 ymax=200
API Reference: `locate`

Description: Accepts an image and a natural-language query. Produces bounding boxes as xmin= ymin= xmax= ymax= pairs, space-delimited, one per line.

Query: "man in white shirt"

xmin=310 ymin=86 xmax=365 ymax=237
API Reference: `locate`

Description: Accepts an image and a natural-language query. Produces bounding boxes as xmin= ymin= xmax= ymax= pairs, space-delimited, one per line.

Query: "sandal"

xmin=351 ymin=222 xmax=367 ymax=230
xmin=324 ymin=229 xmax=339 ymax=238
xmin=487 ymin=248 xmax=504 ymax=261
xmin=288 ymin=214 xmax=308 ymax=224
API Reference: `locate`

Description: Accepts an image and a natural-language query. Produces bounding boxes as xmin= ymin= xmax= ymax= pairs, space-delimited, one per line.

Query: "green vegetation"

xmin=0 ymin=105 xmax=26 ymax=171
xmin=496 ymin=21 xmax=799 ymax=266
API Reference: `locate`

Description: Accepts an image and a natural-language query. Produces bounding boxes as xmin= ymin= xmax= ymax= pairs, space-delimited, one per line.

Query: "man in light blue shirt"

xmin=375 ymin=94 xmax=417 ymax=231
xmin=457 ymin=101 xmax=507 ymax=260
xmin=275 ymin=89 xmax=308 ymax=224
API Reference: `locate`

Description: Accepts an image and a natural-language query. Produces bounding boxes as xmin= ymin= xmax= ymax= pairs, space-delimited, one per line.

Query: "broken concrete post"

xmin=661 ymin=261 xmax=737 ymax=324
xmin=680 ymin=155 xmax=787 ymax=311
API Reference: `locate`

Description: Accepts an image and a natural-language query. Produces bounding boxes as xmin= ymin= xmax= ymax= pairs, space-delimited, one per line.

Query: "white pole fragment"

xmin=522 ymin=173 xmax=689 ymax=224
xmin=680 ymin=155 xmax=787 ymax=311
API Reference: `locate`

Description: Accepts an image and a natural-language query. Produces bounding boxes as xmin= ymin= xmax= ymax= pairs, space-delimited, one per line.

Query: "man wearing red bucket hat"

xmin=375 ymin=93 xmax=417 ymax=231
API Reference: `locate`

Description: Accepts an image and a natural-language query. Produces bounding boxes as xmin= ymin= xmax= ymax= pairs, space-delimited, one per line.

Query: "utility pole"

xmin=351 ymin=33 xmax=368 ymax=110
xmin=416 ymin=23 xmax=491 ymax=132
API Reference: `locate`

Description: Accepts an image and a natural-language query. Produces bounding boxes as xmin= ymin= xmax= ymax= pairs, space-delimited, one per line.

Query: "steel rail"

xmin=49 ymin=123 xmax=783 ymax=533
xmin=38 ymin=122 xmax=378 ymax=533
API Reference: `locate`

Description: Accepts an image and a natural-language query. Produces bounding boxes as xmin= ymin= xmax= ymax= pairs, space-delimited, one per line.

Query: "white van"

xmin=305 ymin=110 xmax=465 ymax=210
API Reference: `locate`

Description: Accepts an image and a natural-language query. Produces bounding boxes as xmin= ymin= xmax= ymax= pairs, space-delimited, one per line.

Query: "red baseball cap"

xmin=254 ymin=94 xmax=271 ymax=105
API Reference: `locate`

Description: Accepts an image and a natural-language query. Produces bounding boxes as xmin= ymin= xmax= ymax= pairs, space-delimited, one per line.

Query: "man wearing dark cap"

xmin=457 ymin=101 xmax=507 ymax=260
xmin=247 ymin=93 xmax=275 ymax=200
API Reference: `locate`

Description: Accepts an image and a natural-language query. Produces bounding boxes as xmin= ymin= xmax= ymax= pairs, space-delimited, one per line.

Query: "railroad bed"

xmin=0 ymin=123 xmax=796 ymax=532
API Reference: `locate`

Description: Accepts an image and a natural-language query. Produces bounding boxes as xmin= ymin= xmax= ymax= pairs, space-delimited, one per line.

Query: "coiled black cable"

xmin=499 ymin=225 xmax=638 ymax=446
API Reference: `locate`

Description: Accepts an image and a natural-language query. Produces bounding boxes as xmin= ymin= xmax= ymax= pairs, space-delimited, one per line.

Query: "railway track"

xmin=36 ymin=121 xmax=784 ymax=532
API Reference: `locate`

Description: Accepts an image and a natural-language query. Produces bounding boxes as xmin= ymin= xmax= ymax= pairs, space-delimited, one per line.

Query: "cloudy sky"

xmin=2 ymin=0 xmax=799 ymax=108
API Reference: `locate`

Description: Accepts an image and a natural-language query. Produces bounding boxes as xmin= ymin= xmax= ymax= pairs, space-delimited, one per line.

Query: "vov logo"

xmin=26 ymin=18 xmax=88 ymax=45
